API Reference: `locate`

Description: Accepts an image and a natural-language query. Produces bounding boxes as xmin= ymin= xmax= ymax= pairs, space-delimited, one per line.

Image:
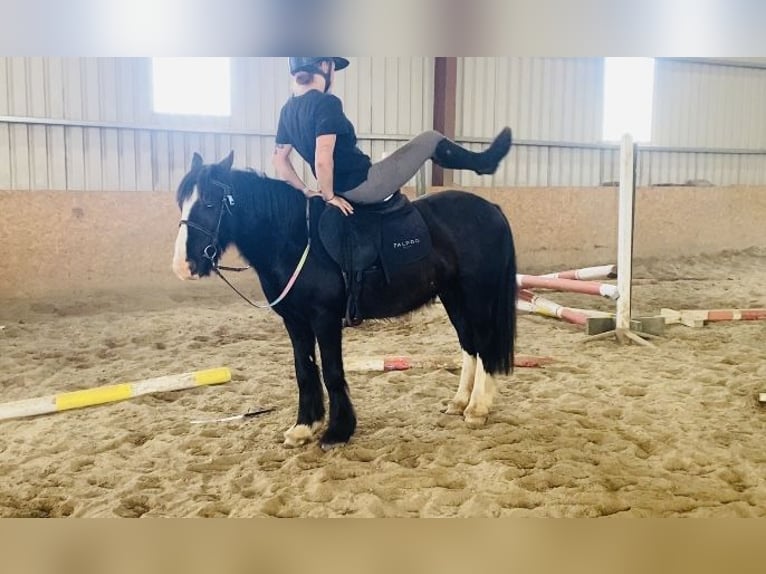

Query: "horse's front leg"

xmin=282 ymin=318 xmax=325 ymax=448
xmin=313 ymin=312 xmax=356 ymax=450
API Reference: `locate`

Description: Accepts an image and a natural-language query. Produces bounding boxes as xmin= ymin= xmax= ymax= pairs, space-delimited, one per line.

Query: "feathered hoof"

xmin=319 ymin=426 xmax=353 ymax=451
xmin=464 ymin=414 xmax=488 ymax=428
xmin=463 ymin=406 xmax=489 ymax=428
xmin=283 ymin=423 xmax=319 ymax=448
xmin=319 ymin=440 xmax=347 ymax=451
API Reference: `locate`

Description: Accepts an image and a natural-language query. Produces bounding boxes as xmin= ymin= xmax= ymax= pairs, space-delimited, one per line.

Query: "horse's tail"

xmin=491 ymin=206 xmax=517 ymax=375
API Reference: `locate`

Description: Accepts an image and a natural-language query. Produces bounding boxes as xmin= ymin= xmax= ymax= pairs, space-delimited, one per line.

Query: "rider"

xmin=273 ymin=57 xmax=512 ymax=216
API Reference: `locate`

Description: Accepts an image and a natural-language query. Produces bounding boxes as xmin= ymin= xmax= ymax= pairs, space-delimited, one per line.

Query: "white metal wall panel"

xmin=0 ymin=58 xmax=9 ymax=190
xmin=456 ymin=57 xmax=604 ymax=144
xmin=0 ymin=58 xmax=302 ymax=190
xmin=332 ymin=58 xmax=433 ymax=137
xmin=653 ymin=59 xmax=766 ymax=149
xmin=3 ymin=56 xmax=766 ymax=190
xmin=637 ymin=151 xmax=748 ymax=186
xmin=454 ymin=57 xmax=606 ymax=187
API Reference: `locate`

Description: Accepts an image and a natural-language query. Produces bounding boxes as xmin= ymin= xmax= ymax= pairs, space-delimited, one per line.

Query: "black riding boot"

xmin=431 ymin=127 xmax=512 ymax=175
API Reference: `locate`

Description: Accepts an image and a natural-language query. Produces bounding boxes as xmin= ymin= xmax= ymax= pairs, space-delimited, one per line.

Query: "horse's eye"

xmin=204 ymin=203 xmax=215 ymax=209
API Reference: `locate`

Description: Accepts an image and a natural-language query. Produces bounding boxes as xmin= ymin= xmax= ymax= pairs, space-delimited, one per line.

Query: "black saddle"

xmin=318 ymin=191 xmax=432 ymax=326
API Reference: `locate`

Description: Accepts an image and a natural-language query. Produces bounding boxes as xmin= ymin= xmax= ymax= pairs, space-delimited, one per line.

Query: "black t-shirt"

xmin=275 ymin=90 xmax=372 ymax=192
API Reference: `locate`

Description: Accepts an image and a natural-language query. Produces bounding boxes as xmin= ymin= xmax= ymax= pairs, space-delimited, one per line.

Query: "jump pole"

xmin=539 ymin=264 xmax=617 ymax=281
xmin=0 ymin=367 xmax=231 ymax=422
xmin=345 ymin=354 xmax=554 ymax=372
xmin=518 ymin=290 xmax=631 ymax=335
xmin=518 ymin=289 xmax=590 ymax=326
xmin=661 ymin=308 xmax=766 ymax=328
xmin=516 ymin=274 xmax=619 ymax=300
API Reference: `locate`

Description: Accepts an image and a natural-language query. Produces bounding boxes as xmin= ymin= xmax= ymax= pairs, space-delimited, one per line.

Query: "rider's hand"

xmin=326 ymin=194 xmax=354 ymax=216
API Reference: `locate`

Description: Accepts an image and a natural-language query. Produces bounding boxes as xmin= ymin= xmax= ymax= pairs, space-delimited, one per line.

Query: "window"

xmin=602 ymin=57 xmax=655 ymax=142
xmin=152 ymin=58 xmax=231 ymax=116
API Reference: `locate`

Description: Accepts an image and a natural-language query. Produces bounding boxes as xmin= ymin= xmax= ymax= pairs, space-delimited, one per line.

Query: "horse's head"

xmin=172 ymin=151 xmax=236 ymax=280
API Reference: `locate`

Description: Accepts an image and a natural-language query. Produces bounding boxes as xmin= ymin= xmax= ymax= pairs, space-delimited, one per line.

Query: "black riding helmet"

xmin=288 ymin=57 xmax=350 ymax=92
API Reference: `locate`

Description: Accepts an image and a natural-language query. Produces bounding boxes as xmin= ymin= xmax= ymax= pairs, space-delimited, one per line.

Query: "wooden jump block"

xmin=585 ymin=316 xmax=665 ymax=336
xmin=661 ymin=308 xmax=704 ymax=328
xmin=586 ymin=317 xmax=616 ymax=336
xmin=636 ymin=316 xmax=666 ymax=336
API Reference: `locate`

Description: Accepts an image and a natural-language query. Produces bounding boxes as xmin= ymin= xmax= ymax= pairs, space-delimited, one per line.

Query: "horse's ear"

xmin=218 ymin=151 xmax=234 ymax=172
xmin=191 ymin=152 xmax=203 ymax=171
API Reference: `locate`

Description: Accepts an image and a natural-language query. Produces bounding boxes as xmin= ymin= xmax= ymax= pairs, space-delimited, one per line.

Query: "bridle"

xmin=178 ymin=179 xmax=311 ymax=309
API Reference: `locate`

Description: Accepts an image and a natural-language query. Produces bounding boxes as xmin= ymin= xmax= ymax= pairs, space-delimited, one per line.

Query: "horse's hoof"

xmin=444 ymin=400 xmax=467 ymax=415
xmin=463 ymin=408 xmax=488 ymax=428
xmin=283 ymin=424 xmax=317 ymax=448
xmin=464 ymin=415 xmax=487 ymax=428
xmin=319 ymin=426 xmax=352 ymax=451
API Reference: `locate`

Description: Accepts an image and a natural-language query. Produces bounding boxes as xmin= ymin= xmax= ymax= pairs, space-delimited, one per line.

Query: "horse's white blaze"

xmin=445 ymin=351 xmax=477 ymax=415
xmin=172 ymin=188 xmax=199 ymax=280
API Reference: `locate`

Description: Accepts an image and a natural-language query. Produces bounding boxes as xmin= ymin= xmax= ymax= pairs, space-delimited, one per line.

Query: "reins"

xmin=179 ymin=179 xmax=311 ymax=309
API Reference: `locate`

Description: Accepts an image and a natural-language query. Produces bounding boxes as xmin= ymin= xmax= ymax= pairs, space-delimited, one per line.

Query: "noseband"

xmin=178 ymin=179 xmax=311 ymax=309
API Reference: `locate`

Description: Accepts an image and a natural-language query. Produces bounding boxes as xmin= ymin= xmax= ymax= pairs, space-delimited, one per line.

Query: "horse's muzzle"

xmin=172 ymin=257 xmax=199 ymax=280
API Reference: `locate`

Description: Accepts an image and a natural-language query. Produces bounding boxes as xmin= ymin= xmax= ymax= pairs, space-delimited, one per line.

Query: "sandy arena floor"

xmin=0 ymin=248 xmax=764 ymax=517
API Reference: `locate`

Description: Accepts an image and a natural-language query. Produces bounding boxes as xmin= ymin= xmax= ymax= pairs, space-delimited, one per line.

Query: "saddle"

xmin=318 ymin=191 xmax=432 ymax=326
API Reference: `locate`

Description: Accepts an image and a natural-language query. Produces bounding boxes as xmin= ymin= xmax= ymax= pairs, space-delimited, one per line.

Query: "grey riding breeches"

xmin=340 ymin=130 xmax=443 ymax=204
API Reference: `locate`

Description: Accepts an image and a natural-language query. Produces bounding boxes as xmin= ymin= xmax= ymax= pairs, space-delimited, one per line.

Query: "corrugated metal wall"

xmin=2 ymin=57 xmax=765 ymax=191
xmin=453 ymin=57 xmax=766 ymax=187
xmin=0 ymin=57 xmax=433 ymax=192
xmin=454 ymin=58 xmax=616 ymax=186
xmin=455 ymin=57 xmax=619 ymax=187
xmin=642 ymin=59 xmax=766 ymax=185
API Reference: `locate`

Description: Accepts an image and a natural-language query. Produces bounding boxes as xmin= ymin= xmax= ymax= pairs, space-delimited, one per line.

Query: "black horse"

xmin=173 ymin=151 xmax=517 ymax=449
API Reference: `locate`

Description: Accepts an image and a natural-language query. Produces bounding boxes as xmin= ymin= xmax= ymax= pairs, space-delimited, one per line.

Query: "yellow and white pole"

xmin=0 ymin=367 xmax=231 ymax=422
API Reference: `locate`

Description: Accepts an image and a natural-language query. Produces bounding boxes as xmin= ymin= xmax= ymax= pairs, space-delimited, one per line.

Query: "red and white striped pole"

xmin=345 ymin=354 xmax=554 ymax=372
xmin=517 ymin=289 xmax=589 ymax=326
xmin=705 ymin=309 xmax=766 ymax=321
xmin=517 ymin=274 xmax=619 ymax=300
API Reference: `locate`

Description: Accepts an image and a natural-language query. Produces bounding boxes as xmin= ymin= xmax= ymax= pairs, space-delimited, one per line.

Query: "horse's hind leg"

xmin=463 ymin=356 xmax=496 ymax=428
xmin=282 ymin=318 xmax=325 ymax=447
xmin=439 ymin=288 xmax=478 ymax=416
xmin=449 ymin=275 xmax=505 ymax=427
xmin=445 ymin=351 xmax=477 ymax=415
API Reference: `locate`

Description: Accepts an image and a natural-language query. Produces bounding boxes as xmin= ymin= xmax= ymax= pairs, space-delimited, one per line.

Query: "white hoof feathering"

xmin=283 ymin=423 xmax=320 ymax=447
xmin=464 ymin=356 xmax=494 ymax=427
xmin=463 ymin=411 xmax=488 ymax=428
xmin=446 ymin=352 xmax=477 ymax=415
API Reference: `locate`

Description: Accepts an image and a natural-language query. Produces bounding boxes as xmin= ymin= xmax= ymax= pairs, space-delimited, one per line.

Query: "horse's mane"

xmin=176 ymin=165 xmax=305 ymax=216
